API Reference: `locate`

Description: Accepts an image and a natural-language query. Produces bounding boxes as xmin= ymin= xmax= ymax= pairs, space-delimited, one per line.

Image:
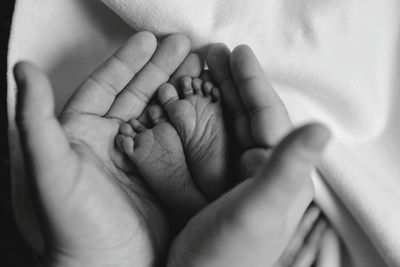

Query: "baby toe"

xmin=119 ymin=122 xmax=136 ymax=137
xmin=211 ymin=86 xmax=221 ymax=103
xmin=116 ymin=134 xmax=135 ymax=156
xmin=192 ymin=77 xmax=203 ymax=96
xmin=180 ymin=76 xmax=195 ymax=97
xmin=147 ymin=104 xmax=167 ymax=125
xmin=158 ymin=83 xmax=180 ymax=107
xmin=202 ymin=81 xmax=214 ymax=97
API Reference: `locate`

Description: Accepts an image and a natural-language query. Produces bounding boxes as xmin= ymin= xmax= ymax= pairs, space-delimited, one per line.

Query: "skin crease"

xmin=14 ymin=31 xmax=331 ymax=267
xmin=15 ymin=32 xmax=196 ymax=267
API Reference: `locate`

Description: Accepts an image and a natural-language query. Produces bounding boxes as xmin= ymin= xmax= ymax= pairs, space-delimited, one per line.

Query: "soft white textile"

xmin=7 ymin=1 xmax=400 ymax=266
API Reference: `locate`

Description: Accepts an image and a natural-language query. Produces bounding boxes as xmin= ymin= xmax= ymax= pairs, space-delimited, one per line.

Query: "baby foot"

xmin=116 ymin=105 xmax=207 ymax=219
xmin=158 ymin=77 xmax=229 ymax=200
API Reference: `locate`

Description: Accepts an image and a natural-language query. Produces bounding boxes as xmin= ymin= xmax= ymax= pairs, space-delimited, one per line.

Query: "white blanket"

xmin=7 ymin=1 xmax=400 ymax=266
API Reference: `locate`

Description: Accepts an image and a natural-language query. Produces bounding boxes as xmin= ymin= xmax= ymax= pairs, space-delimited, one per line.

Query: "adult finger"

xmin=274 ymin=206 xmax=322 ymax=267
xmin=64 ymin=32 xmax=157 ymax=116
xmin=106 ymin=33 xmax=191 ymax=121
xmin=226 ymin=124 xmax=331 ymax=264
xmin=291 ymin=220 xmax=328 ymax=267
xmin=230 ymin=45 xmax=292 ymax=147
xmin=14 ymin=62 xmax=72 ymax=188
xmin=207 ymin=44 xmax=253 ymax=148
xmin=315 ymin=227 xmax=341 ymax=267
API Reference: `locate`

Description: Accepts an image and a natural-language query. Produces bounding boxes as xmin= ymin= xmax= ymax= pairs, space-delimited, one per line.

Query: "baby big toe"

xmin=116 ymin=134 xmax=135 ymax=156
xmin=147 ymin=105 xmax=167 ymax=126
xmin=159 ymin=83 xmax=196 ymax=135
xmin=158 ymin=83 xmax=180 ymax=107
xmin=119 ymin=122 xmax=136 ymax=138
xmin=180 ymin=76 xmax=195 ymax=97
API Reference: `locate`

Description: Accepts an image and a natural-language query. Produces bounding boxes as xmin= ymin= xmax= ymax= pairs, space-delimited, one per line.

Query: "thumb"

xmin=225 ymin=124 xmax=331 ymax=265
xmin=14 ymin=62 xmax=71 ymax=184
xmin=235 ymin=124 xmax=330 ymax=233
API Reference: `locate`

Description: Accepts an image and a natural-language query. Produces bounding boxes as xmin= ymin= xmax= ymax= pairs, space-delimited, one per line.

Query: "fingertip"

xmin=121 ymin=32 xmax=158 ymax=65
xmin=206 ymin=43 xmax=230 ymax=63
xmin=230 ymin=44 xmax=264 ymax=82
xmin=13 ymin=61 xmax=36 ymax=86
xmin=14 ymin=61 xmax=54 ymax=128
xmin=13 ymin=61 xmax=26 ymax=80
xmin=273 ymin=123 xmax=331 ymax=159
xmin=230 ymin=45 xmax=256 ymax=66
xmin=186 ymin=53 xmax=203 ymax=70
xmin=166 ymin=33 xmax=191 ymax=55
xmin=133 ymin=31 xmax=157 ymax=44
xmin=136 ymin=31 xmax=157 ymax=43
xmin=231 ymin=44 xmax=252 ymax=58
xmin=206 ymin=44 xmax=232 ymax=83
xmin=182 ymin=53 xmax=204 ymax=77
xmin=13 ymin=61 xmax=49 ymax=88
xmin=297 ymin=123 xmax=331 ymax=152
xmin=207 ymin=42 xmax=229 ymax=52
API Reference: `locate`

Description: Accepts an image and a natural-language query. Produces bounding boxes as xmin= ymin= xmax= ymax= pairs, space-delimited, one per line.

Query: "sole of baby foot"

xmin=116 ymin=105 xmax=207 ymax=221
xmin=158 ymin=77 xmax=229 ymax=200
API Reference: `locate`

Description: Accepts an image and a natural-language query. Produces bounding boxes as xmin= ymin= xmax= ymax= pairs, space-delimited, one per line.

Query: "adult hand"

xmin=14 ymin=31 xmax=202 ymax=267
xmin=214 ymin=44 xmax=329 ymax=267
xmin=166 ymin=45 xmax=331 ymax=267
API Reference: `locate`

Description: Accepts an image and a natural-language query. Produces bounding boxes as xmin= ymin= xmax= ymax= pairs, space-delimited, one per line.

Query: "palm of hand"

xmin=54 ymin=112 xmax=169 ymax=266
xmin=15 ymin=32 xmax=200 ymax=266
xmin=39 ymin=32 xmax=194 ymax=265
